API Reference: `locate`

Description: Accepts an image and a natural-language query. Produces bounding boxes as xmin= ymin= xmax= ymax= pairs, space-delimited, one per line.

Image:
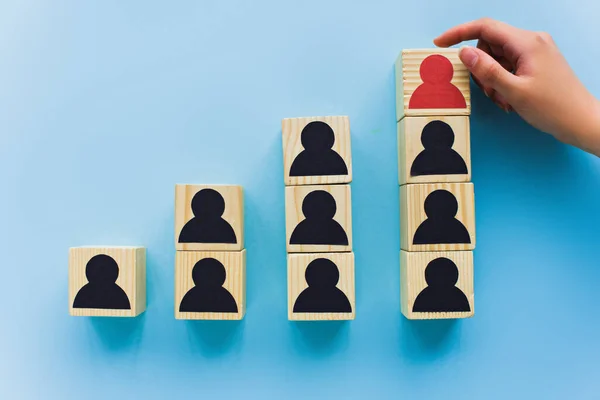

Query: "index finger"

xmin=434 ymin=18 xmax=523 ymax=48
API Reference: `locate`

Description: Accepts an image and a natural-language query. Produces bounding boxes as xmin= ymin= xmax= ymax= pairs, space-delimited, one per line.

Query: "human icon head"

xmin=191 ymin=189 xmax=225 ymax=219
xmin=420 ymin=55 xmax=454 ymax=84
xmin=192 ymin=258 xmax=226 ymax=287
xmin=85 ymin=254 xmax=119 ymax=284
xmin=305 ymin=258 xmax=340 ymax=288
xmin=423 ymin=190 xmax=459 ymax=219
xmin=421 ymin=120 xmax=455 ymax=150
xmin=424 ymin=257 xmax=459 ymax=287
xmin=301 ymin=121 xmax=335 ymax=151
xmin=302 ymin=190 xmax=337 ymax=219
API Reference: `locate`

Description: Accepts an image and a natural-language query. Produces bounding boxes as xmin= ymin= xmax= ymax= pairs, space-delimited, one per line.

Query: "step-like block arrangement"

xmin=288 ymin=252 xmax=355 ymax=321
xmin=282 ymin=116 xmax=355 ymax=321
xmin=175 ymin=250 xmax=246 ymax=320
xmin=174 ymin=184 xmax=246 ymax=320
xmin=400 ymin=250 xmax=474 ymax=319
xmin=69 ymin=246 xmax=146 ymax=317
xmin=395 ymin=48 xmax=471 ymax=120
xmin=285 ymin=184 xmax=353 ymax=253
xmin=397 ymin=48 xmax=475 ymax=320
xmin=282 ymin=116 xmax=352 ymax=186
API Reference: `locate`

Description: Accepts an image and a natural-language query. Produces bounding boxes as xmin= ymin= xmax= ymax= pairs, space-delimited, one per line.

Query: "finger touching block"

xmin=285 ymin=184 xmax=353 ymax=253
xmin=400 ymin=183 xmax=475 ymax=251
xmin=282 ymin=116 xmax=352 ymax=186
xmin=401 ymin=250 xmax=474 ymax=320
xmin=396 ymin=49 xmax=471 ymax=120
xmin=69 ymin=246 xmax=146 ymax=317
xmin=288 ymin=252 xmax=355 ymax=321
xmin=175 ymin=184 xmax=244 ymax=251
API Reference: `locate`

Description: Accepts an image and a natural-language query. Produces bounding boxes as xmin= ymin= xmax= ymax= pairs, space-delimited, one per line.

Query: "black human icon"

xmin=178 ymin=188 xmax=237 ymax=244
xmin=289 ymin=190 xmax=349 ymax=245
xmin=293 ymin=258 xmax=352 ymax=313
xmin=179 ymin=258 xmax=238 ymax=313
xmin=413 ymin=189 xmax=471 ymax=245
xmin=412 ymin=257 xmax=471 ymax=312
xmin=72 ymin=254 xmax=131 ymax=310
xmin=289 ymin=121 xmax=348 ymax=177
xmin=410 ymin=120 xmax=468 ymax=176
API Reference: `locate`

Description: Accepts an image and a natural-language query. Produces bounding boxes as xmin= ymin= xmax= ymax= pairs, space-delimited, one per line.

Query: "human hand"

xmin=435 ymin=18 xmax=600 ymax=155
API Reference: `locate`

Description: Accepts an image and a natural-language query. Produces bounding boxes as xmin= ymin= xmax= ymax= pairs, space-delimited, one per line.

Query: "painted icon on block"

xmin=282 ymin=116 xmax=352 ymax=185
xmin=69 ymin=247 xmax=146 ymax=317
xmin=398 ymin=116 xmax=470 ymax=185
xmin=73 ymin=254 xmax=131 ymax=310
xmin=400 ymin=250 xmax=474 ymax=319
xmin=400 ymin=183 xmax=475 ymax=251
xmin=175 ymin=250 xmax=246 ymax=320
xmin=175 ymin=185 xmax=244 ymax=251
xmin=395 ymin=49 xmax=470 ymax=120
xmin=288 ymin=253 xmax=355 ymax=321
xmin=285 ymin=184 xmax=352 ymax=253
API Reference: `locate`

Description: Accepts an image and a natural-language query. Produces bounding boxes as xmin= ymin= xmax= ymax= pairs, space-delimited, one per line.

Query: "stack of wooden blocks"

xmin=174 ymin=184 xmax=246 ymax=320
xmin=396 ymin=49 xmax=476 ymax=320
xmin=282 ymin=116 xmax=356 ymax=321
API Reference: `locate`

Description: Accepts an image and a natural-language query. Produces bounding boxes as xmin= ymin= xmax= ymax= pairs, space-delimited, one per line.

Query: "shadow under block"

xmin=69 ymin=247 xmax=146 ymax=317
xmin=401 ymin=250 xmax=474 ymax=320
xmin=398 ymin=116 xmax=471 ymax=185
xmin=282 ymin=116 xmax=352 ymax=186
xmin=285 ymin=184 xmax=353 ymax=253
xmin=400 ymin=182 xmax=475 ymax=251
xmin=175 ymin=250 xmax=246 ymax=320
xmin=174 ymin=184 xmax=244 ymax=251
xmin=395 ymin=48 xmax=471 ymax=121
xmin=288 ymin=252 xmax=355 ymax=321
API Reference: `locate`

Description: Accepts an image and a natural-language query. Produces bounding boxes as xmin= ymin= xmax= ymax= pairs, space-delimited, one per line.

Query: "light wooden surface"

xmin=288 ymin=252 xmax=355 ymax=321
xmin=285 ymin=184 xmax=353 ymax=253
xmin=395 ymin=48 xmax=471 ymax=120
xmin=282 ymin=116 xmax=352 ymax=186
xmin=69 ymin=246 xmax=146 ymax=317
xmin=174 ymin=184 xmax=244 ymax=251
xmin=400 ymin=250 xmax=474 ymax=320
xmin=398 ymin=116 xmax=471 ymax=185
xmin=400 ymin=182 xmax=476 ymax=251
xmin=175 ymin=250 xmax=246 ymax=320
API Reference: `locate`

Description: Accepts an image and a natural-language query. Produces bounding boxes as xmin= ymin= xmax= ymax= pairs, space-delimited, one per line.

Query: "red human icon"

xmin=408 ymin=54 xmax=467 ymax=109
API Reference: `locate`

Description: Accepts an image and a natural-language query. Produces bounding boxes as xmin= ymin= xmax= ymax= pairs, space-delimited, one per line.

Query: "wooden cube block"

xmin=69 ymin=246 xmax=146 ymax=317
xmin=395 ymin=49 xmax=471 ymax=121
xmin=401 ymin=250 xmax=474 ymax=319
xmin=398 ymin=116 xmax=471 ymax=185
xmin=288 ymin=252 xmax=355 ymax=321
xmin=282 ymin=116 xmax=352 ymax=186
xmin=175 ymin=250 xmax=246 ymax=320
xmin=175 ymin=184 xmax=244 ymax=251
xmin=400 ymin=183 xmax=475 ymax=251
xmin=285 ymin=184 xmax=352 ymax=253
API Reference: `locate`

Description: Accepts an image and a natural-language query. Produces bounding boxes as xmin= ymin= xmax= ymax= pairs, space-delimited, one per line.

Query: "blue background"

xmin=1 ymin=1 xmax=600 ymax=398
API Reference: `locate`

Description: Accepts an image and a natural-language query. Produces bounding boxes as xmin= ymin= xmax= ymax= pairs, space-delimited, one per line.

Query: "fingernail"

xmin=459 ymin=46 xmax=479 ymax=68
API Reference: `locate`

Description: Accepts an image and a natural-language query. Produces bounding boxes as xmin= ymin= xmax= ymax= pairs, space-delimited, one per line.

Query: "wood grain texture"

xmin=175 ymin=250 xmax=246 ymax=320
xmin=398 ymin=116 xmax=471 ymax=185
xmin=69 ymin=246 xmax=146 ymax=317
xmin=174 ymin=184 xmax=244 ymax=251
xmin=285 ymin=184 xmax=353 ymax=253
xmin=400 ymin=250 xmax=474 ymax=320
xmin=395 ymin=48 xmax=471 ymax=120
xmin=282 ymin=116 xmax=352 ymax=186
xmin=400 ymin=183 xmax=475 ymax=251
xmin=288 ymin=252 xmax=355 ymax=321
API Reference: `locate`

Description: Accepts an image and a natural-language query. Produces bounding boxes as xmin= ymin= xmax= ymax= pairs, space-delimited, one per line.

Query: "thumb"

xmin=459 ymin=46 xmax=519 ymax=97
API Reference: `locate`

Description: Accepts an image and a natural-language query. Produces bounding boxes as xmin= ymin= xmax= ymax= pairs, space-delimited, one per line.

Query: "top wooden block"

xmin=395 ymin=49 xmax=471 ymax=120
xmin=175 ymin=184 xmax=244 ymax=251
xmin=282 ymin=116 xmax=352 ymax=186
